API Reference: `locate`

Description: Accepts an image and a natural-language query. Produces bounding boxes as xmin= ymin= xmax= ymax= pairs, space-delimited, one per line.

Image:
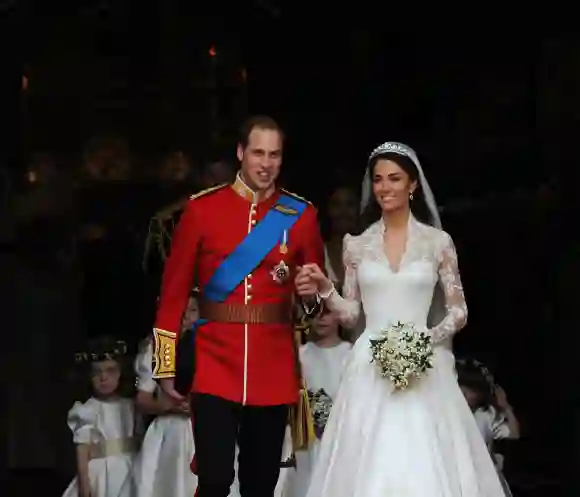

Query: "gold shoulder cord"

xmin=189 ymin=183 xmax=227 ymax=200
xmin=280 ymin=187 xmax=313 ymax=205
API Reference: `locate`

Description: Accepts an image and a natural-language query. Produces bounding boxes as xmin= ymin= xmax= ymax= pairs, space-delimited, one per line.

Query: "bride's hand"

xmin=295 ymin=263 xmax=332 ymax=296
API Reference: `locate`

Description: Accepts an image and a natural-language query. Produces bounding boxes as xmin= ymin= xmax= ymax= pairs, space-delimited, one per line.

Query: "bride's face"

xmin=372 ymin=159 xmax=417 ymax=213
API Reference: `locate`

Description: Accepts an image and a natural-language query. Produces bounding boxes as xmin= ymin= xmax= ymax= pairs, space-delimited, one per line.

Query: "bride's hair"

xmin=360 ymin=152 xmax=434 ymax=230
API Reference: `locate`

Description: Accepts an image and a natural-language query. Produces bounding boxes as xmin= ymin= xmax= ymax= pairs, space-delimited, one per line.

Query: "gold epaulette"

xmin=152 ymin=328 xmax=177 ymax=379
xmin=280 ymin=188 xmax=312 ymax=205
xmin=189 ymin=183 xmax=228 ymax=201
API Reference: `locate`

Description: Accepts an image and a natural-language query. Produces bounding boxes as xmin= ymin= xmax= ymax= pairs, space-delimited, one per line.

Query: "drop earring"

xmin=409 ymin=192 xmax=414 ymax=201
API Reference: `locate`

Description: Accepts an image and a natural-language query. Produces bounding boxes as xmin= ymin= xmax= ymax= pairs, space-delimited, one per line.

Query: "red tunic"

xmin=153 ymin=176 xmax=325 ymax=406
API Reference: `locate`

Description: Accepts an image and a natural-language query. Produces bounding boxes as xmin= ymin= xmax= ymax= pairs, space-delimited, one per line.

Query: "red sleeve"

xmin=299 ymin=204 xmax=326 ymax=274
xmin=152 ymin=199 xmax=199 ymax=378
xmin=296 ymin=204 xmax=326 ymax=319
xmin=155 ymin=200 xmax=199 ymax=335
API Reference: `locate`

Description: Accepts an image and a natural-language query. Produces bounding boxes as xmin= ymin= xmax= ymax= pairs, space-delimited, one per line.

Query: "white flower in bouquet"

xmin=308 ymin=388 xmax=333 ymax=438
xmin=369 ymin=322 xmax=434 ymax=390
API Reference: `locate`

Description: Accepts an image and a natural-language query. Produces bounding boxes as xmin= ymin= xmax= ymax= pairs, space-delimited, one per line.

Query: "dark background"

xmin=3 ymin=2 xmax=579 ymax=496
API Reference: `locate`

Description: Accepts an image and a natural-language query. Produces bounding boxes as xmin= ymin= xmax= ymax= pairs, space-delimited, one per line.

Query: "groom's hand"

xmin=295 ymin=263 xmax=327 ymax=297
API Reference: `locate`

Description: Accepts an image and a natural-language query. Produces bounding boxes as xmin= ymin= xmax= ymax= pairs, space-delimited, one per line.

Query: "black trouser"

xmin=191 ymin=393 xmax=289 ymax=497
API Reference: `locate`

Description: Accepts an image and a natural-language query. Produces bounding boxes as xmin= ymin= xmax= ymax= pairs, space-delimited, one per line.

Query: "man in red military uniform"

xmin=152 ymin=115 xmax=325 ymax=497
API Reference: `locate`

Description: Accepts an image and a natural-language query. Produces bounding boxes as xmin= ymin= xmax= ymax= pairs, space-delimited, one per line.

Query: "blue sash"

xmin=174 ymin=193 xmax=307 ymax=394
xmin=204 ymin=193 xmax=307 ymax=301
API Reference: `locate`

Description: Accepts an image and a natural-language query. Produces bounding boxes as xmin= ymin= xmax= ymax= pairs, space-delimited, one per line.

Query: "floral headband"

xmin=75 ymin=340 xmax=128 ymax=364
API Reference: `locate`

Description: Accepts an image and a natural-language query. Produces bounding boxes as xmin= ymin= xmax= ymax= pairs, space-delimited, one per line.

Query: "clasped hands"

xmin=158 ymin=391 xmax=190 ymax=414
xmin=294 ymin=263 xmax=332 ymax=297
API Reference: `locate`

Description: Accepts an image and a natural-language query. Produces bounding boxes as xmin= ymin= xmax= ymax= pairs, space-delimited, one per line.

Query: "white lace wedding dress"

xmin=306 ymin=217 xmax=506 ymax=497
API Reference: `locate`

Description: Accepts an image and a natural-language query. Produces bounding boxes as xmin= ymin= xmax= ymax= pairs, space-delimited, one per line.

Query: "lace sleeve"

xmin=320 ymin=235 xmax=362 ymax=328
xmin=429 ymin=232 xmax=467 ymax=343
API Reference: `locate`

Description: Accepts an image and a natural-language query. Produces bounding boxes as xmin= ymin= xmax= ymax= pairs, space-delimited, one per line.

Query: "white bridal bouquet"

xmin=308 ymin=388 xmax=333 ymax=438
xmin=369 ymin=322 xmax=434 ymax=390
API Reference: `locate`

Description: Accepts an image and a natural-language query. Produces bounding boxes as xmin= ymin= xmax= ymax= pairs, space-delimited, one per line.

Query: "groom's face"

xmin=237 ymin=127 xmax=282 ymax=193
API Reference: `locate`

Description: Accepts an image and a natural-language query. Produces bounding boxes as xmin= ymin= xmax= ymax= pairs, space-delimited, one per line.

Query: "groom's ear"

xmin=236 ymin=143 xmax=244 ymax=162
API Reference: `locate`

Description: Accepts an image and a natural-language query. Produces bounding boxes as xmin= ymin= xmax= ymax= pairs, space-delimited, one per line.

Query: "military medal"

xmin=279 ymin=230 xmax=288 ymax=254
xmin=271 ymin=260 xmax=290 ymax=284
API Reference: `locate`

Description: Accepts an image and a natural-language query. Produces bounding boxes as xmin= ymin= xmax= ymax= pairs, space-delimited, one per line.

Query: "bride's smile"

xmin=372 ymin=159 xmax=417 ymax=213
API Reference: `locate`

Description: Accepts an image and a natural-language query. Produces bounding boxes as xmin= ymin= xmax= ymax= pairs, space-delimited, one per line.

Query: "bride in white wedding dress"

xmin=296 ymin=142 xmax=506 ymax=496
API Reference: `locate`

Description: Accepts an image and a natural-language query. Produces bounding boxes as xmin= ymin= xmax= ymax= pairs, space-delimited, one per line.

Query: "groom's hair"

xmin=238 ymin=115 xmax=285 ymax=149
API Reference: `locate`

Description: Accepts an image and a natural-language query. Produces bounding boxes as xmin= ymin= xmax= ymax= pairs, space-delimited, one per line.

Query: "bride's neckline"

xmin=378 ymin=215 xmax=416 ymax=274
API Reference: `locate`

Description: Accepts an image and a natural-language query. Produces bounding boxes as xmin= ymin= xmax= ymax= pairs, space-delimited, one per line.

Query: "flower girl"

xmin=62 ymin=337 xmax=138 ymax=497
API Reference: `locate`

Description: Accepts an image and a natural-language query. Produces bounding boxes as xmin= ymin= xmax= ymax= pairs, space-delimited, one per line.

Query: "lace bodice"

xmin=322 ymin=216 xmax=467 ymax=344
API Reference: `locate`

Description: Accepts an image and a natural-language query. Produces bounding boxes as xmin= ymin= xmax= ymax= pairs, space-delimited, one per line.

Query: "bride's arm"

xmin=429 ymin=232 xmax=468 ymax=343
xmin=319 ymin=235 xmax=361 ymax=328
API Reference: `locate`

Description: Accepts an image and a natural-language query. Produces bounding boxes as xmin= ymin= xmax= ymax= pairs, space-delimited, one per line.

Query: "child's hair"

xmin=73 ymin=335 xmax=136 ymax=401
xmin=456 ymin=358 xmax=498 ymax=411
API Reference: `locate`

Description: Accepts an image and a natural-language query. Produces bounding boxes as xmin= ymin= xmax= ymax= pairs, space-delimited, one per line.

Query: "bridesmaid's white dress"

xmin=133 ymin=343 xmax=198 ymax=497
xmin=62 ymin=397 xmax=137 ymax=497
xmin=306 ymin=217 xmax=506 ymax=497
